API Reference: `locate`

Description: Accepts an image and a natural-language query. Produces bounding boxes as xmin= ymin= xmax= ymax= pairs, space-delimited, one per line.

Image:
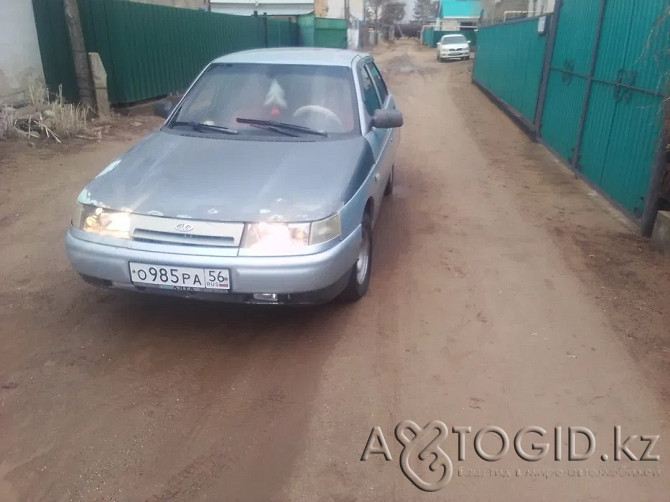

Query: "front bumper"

xmin=65 ymin=227 xmax=362 ymax=304
xmin=439 ymin=51 xmax=470 ymax=59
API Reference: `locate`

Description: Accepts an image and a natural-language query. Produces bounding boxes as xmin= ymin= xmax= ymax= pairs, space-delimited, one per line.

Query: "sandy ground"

xmin=1 ymin=40 xmax=669 ymax=501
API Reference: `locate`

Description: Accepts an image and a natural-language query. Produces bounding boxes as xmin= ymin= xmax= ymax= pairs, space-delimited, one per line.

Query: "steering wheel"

xmin=292 ymin=105 xmax=343 ymax=129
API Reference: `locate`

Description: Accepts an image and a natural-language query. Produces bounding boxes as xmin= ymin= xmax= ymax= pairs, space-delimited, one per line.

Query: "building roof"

xmin=440 ymin=0 xmax=482 ymax=18
xmin=213 ymin=48 xmax=369 ymax=66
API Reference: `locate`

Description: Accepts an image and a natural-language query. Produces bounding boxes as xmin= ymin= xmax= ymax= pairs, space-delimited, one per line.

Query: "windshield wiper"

xmin=236 ymin=118 xmax=328 ymax=137
xmin=244 ymin=123 xmax=299 ymax=137
xmin=171 ymin=121 xmax=238 ymax=135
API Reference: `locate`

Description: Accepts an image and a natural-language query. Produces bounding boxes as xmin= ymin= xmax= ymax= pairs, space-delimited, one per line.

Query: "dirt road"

xmin=1 ymin=41 xmax=669 ymax=501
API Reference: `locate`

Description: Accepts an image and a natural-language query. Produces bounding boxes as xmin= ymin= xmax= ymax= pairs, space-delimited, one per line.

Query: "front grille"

xmin=132 ymin=229 xmax=237 ymax=247
xmin=130 ymin=214 xmax=244 ymax=247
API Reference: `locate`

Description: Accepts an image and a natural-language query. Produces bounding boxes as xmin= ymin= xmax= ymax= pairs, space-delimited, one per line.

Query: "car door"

xmin=356 ymin=59 xmax=394 ymax=222
xmin=366 ymin=60 xmax=399 ymax=175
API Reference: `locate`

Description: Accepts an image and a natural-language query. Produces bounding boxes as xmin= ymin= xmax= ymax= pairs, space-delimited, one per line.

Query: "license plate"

xmin=129 ymin=262 xmax=230 ymax=291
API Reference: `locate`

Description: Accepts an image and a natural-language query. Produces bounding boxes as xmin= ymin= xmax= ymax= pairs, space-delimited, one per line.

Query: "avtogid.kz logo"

xmin=361 ymin=420 xmax=454 ymax=492
xmin=361 ymin=421 xmax=660 ymax=492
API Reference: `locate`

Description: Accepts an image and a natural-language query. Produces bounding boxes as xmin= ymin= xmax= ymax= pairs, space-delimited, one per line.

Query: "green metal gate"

xmin=314 ymin=17 xmax=348 ymax=49
xmin=541 ymin=0 xmax=669 ymax=223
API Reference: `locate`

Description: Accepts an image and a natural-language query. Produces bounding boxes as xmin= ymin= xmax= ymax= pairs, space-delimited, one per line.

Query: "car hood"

xmin=79 ymin=130 xmax=374 ymax=222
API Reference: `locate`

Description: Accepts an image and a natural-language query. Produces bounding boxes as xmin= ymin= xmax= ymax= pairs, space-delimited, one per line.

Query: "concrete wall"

xmin=314 ymin=0 xmax=328 ymax=17
xmin=320 ymin=0 xmax=364 ymax=20
xmin=0 ymin=0 xmax=45 ymax=106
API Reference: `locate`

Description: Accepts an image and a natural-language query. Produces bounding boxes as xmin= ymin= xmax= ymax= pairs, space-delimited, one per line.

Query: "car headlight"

xmin=73 ymin=203 xmax=131 ymax=239
xmin=309 ymin=213 xmax=341 ymax=245
xmin=241 ymin=213 xmax=341 ymax=256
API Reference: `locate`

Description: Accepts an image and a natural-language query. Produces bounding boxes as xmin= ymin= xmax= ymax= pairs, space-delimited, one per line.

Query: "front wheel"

xmin=338 ymin=214 xmax=372 ymax=302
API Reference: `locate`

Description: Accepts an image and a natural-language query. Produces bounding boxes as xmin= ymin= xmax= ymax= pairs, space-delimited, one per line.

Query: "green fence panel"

xmin=297 ymin=13 xmax=315 ymax=47
xmin=33 ymin=1 xmax=346 ymax=105
xmin=540 ymin=0 xmax=601 ymax=161
xmin=78 ymin=0 xmax=268 ymax=104
xmin=314 ymin=17 xmax=347 ymax=48
xmin=472 ymin=17 xmax=548 ymax=123
xmin=267 ymin=18 xmax=298 ymax=48
xmin=596 ymin=0 xmax=669 ymax=215
xmin=542 ymin=0 xmax=668 ymax=218
xmin=31 ymin=0 xmax=80 ymax=102
xmin=421 ymin=27 xmax=434 ymax=46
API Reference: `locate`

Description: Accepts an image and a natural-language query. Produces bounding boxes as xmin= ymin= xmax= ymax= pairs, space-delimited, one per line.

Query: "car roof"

xmin=212 ymin=48 xmax=370 ymax=67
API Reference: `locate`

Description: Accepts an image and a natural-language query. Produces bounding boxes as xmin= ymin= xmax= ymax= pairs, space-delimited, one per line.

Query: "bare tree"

xmin=413 ymin=0 xmax=439 ymax=24
xmin=366 ymin=0 xmax=406 ymax=28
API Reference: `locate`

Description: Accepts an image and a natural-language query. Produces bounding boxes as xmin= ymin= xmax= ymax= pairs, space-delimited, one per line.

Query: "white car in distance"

xmin=436 ymin=34 xmax=471 ymax=62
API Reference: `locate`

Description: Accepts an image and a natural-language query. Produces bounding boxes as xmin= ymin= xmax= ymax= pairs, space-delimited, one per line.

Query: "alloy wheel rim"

xmin=356 ymin=231 xmax=370 ymax=285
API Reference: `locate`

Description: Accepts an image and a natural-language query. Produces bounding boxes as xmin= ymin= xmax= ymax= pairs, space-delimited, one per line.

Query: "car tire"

xmin=384 ymin=165 xmax=394 ymax=196
xmin=338 ymin=214 xmax=372 ymax=302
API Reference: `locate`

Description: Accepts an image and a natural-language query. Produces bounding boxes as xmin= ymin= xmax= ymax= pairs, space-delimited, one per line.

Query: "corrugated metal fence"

xmin=472 ymin=17 xmax=547 ymax=125
xmin=472 ymin=0 xmax=669 ymax=234
xmin=314 ymin=17 xmax=348 ymax=49
xmin=79 ymin=0 xmax=270 ymax=104
xmin=32 ymin=0 xmax=346 ymax=105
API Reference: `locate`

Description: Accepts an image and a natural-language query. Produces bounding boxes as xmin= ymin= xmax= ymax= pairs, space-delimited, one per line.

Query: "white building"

xmin=316 ymin=0 xmax=364 ymax=21
xmin=527 ymin=0 xmax=555 ymax=15
xmin=0 ymin=0 xmax=45 ymax=106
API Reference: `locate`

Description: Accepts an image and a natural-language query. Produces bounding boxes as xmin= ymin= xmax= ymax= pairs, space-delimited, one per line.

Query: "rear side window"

xmin=367 ymin=63 xmax=388 ymax=104
xmin=358 ymin=65 xmax=381 ymax=116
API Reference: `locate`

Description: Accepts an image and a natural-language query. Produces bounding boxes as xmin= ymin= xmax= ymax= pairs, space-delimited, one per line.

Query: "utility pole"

xmin=63 ymin=0 xmax=94 ymax=107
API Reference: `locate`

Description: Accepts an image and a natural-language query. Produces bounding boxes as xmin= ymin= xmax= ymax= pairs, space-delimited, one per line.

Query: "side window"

xmin=367 ymin=63 xmax=388 ymax=104
xmin=358 ymin=65 xmax=381 ymax=116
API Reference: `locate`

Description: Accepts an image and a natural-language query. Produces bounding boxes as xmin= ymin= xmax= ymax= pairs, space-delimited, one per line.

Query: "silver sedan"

xmin=66 ymin=48 xmax=403 ymax=304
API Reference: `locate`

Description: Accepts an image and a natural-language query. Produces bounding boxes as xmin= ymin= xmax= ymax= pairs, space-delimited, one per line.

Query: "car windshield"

xmin=442 ymin=35 xmax=467 ymax=44
xmin=170 ymin=63 xmax=359 ymax=137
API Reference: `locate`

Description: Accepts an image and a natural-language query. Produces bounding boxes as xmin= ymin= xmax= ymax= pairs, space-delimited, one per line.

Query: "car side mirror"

xmin=154 ymin=100 xmax=174 ymax=119
xmin=371 ymin=109 xmax=403 ymax=129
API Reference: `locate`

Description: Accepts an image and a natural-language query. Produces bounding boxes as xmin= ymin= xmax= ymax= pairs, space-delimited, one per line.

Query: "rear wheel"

xmin=339 ymin=214 xmax=372 ymax=302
